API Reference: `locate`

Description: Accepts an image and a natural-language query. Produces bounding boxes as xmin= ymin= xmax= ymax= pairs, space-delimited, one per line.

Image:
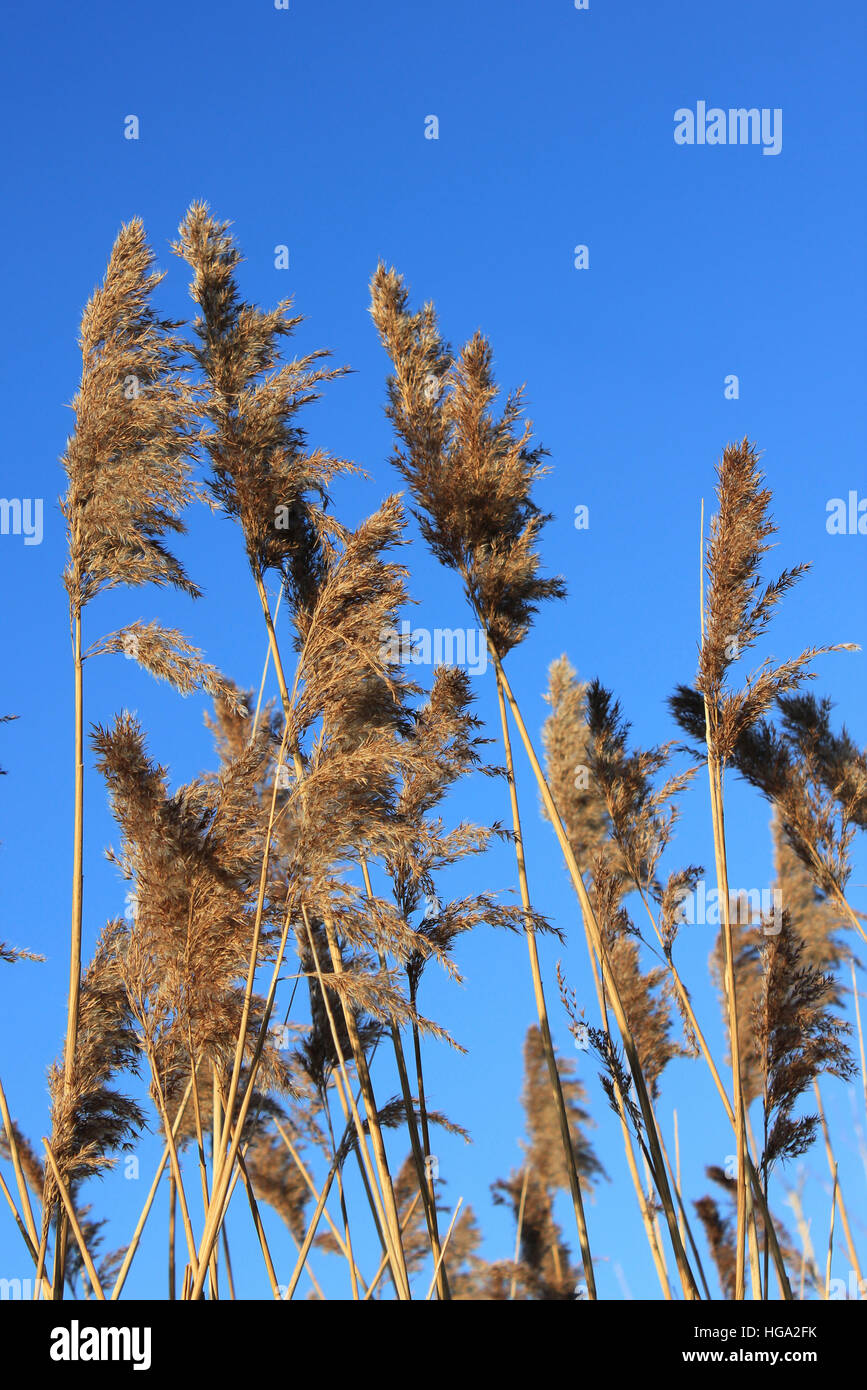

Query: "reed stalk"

xmin=42 ymin=1140 xmax=105 ymax=1300
xmin=494 ymin=668 xmax=597 ymax=1297
xmin=490 ymin=647 xmax=700 ymax=1299
xmin=813 ymin=1080 xmax=862 ymax=1291
xmin=248 ymin=566 xmax=412 ymax=1296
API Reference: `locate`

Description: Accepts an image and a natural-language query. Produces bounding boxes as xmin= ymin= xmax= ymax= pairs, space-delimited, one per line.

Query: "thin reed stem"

xmin=361 ymin=858 xmax=450 ymax=1298
xmin=0 ymin=1170 xmax=40 ymax=1267
xmin=319 ymin=1086 xmax=362 ymax=1300
xmin=0 ymin=1074 xmax=40 ymax=1253
xmin=674 ymin=1110 xmax=685 ymax=1248
xmin=63 ymin=610 xmax=84 ymax=1094
xmin=494 ymin=667 xmax=597 ymax=1298
xmin=55 ymin=609 xmax=85 ymax=1296
xmin=110 ymin=1079 xmax=192 ymax=1301
xmin=659 ymin=1131 xmax=712 ymax=1300
xmin=705 ymin=752 xmax=749 ymax=1300
xmin=43 ymin=1138 xmax=104 ymax=1300
xmin=144 ymin=1043 xmax=199 ymax=1281
xmin=364 ymin=1189 xmax=424 ymax=1300
xmin=274 ymin=1118 xmax=368 ymax=1295
xmin=299 ymin=907 xmax=404 ymax=1293
xmin=247 ymin=572 xmax=411 ymax=1297
xmin=424 ymin=1197 xmax=462 ymax=1300
xmin=826 ymin=1162 xmax=838 ymax=1299
xmin=813 ymin=1080 xmax=863 ymax=1291
xmin=169 ymin=1175 xmax=176 ymax=1301
xmin=509 ymin=1165 xmax=530 ymax=1301
xmin=852 ymin=957 xmax=867 ymax=1124
xmin=490 ymin=645 xmax=700 ymax=1299
xmin=283 ymin=1157 xmax=341 ymax=1300
xmin=233 ymin=1145 xmax=281 ymax=1299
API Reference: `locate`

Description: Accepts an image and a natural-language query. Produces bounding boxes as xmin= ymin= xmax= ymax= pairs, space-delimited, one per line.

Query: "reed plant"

xmin=0 ymin=214 xmax=863 ymax=1304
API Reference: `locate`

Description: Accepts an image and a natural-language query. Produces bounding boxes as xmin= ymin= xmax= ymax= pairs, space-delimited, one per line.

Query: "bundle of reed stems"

xmin=0 ymin=209 xmax=864 ymax=1302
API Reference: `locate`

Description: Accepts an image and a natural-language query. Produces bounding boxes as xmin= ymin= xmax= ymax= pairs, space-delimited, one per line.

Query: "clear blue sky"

xmin=0 ymin=0 xmax=864 ymax=1299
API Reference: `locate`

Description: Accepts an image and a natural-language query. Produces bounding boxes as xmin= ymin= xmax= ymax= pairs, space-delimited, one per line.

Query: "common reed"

xmin=60 ymin=219 xmax=203 ymax=1068
xmin=542 ymin=665 xmax=701 ymax=1293
xmin=484 ymin=1025 xmax=602 ymax=1300
xmin=670 ymin=439 xmax=857 ymax=1298
xmin=54 ymin=219 xmax=240 ymax=1292
xmin=0 ymin=213 xmax=864 ymax=1306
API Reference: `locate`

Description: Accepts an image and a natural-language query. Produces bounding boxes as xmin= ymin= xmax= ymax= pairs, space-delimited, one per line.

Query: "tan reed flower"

xmin=370 ymin=265 xmax=565 ymax=657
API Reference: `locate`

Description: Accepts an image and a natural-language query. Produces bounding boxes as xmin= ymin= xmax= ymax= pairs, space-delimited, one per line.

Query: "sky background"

xmin=0 ymin=0 xmax=865 ymax=1300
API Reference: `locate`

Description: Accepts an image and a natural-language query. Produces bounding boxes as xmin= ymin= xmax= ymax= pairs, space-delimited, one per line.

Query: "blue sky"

xmin=0 ymin=0 xmax=865 ymax=1300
